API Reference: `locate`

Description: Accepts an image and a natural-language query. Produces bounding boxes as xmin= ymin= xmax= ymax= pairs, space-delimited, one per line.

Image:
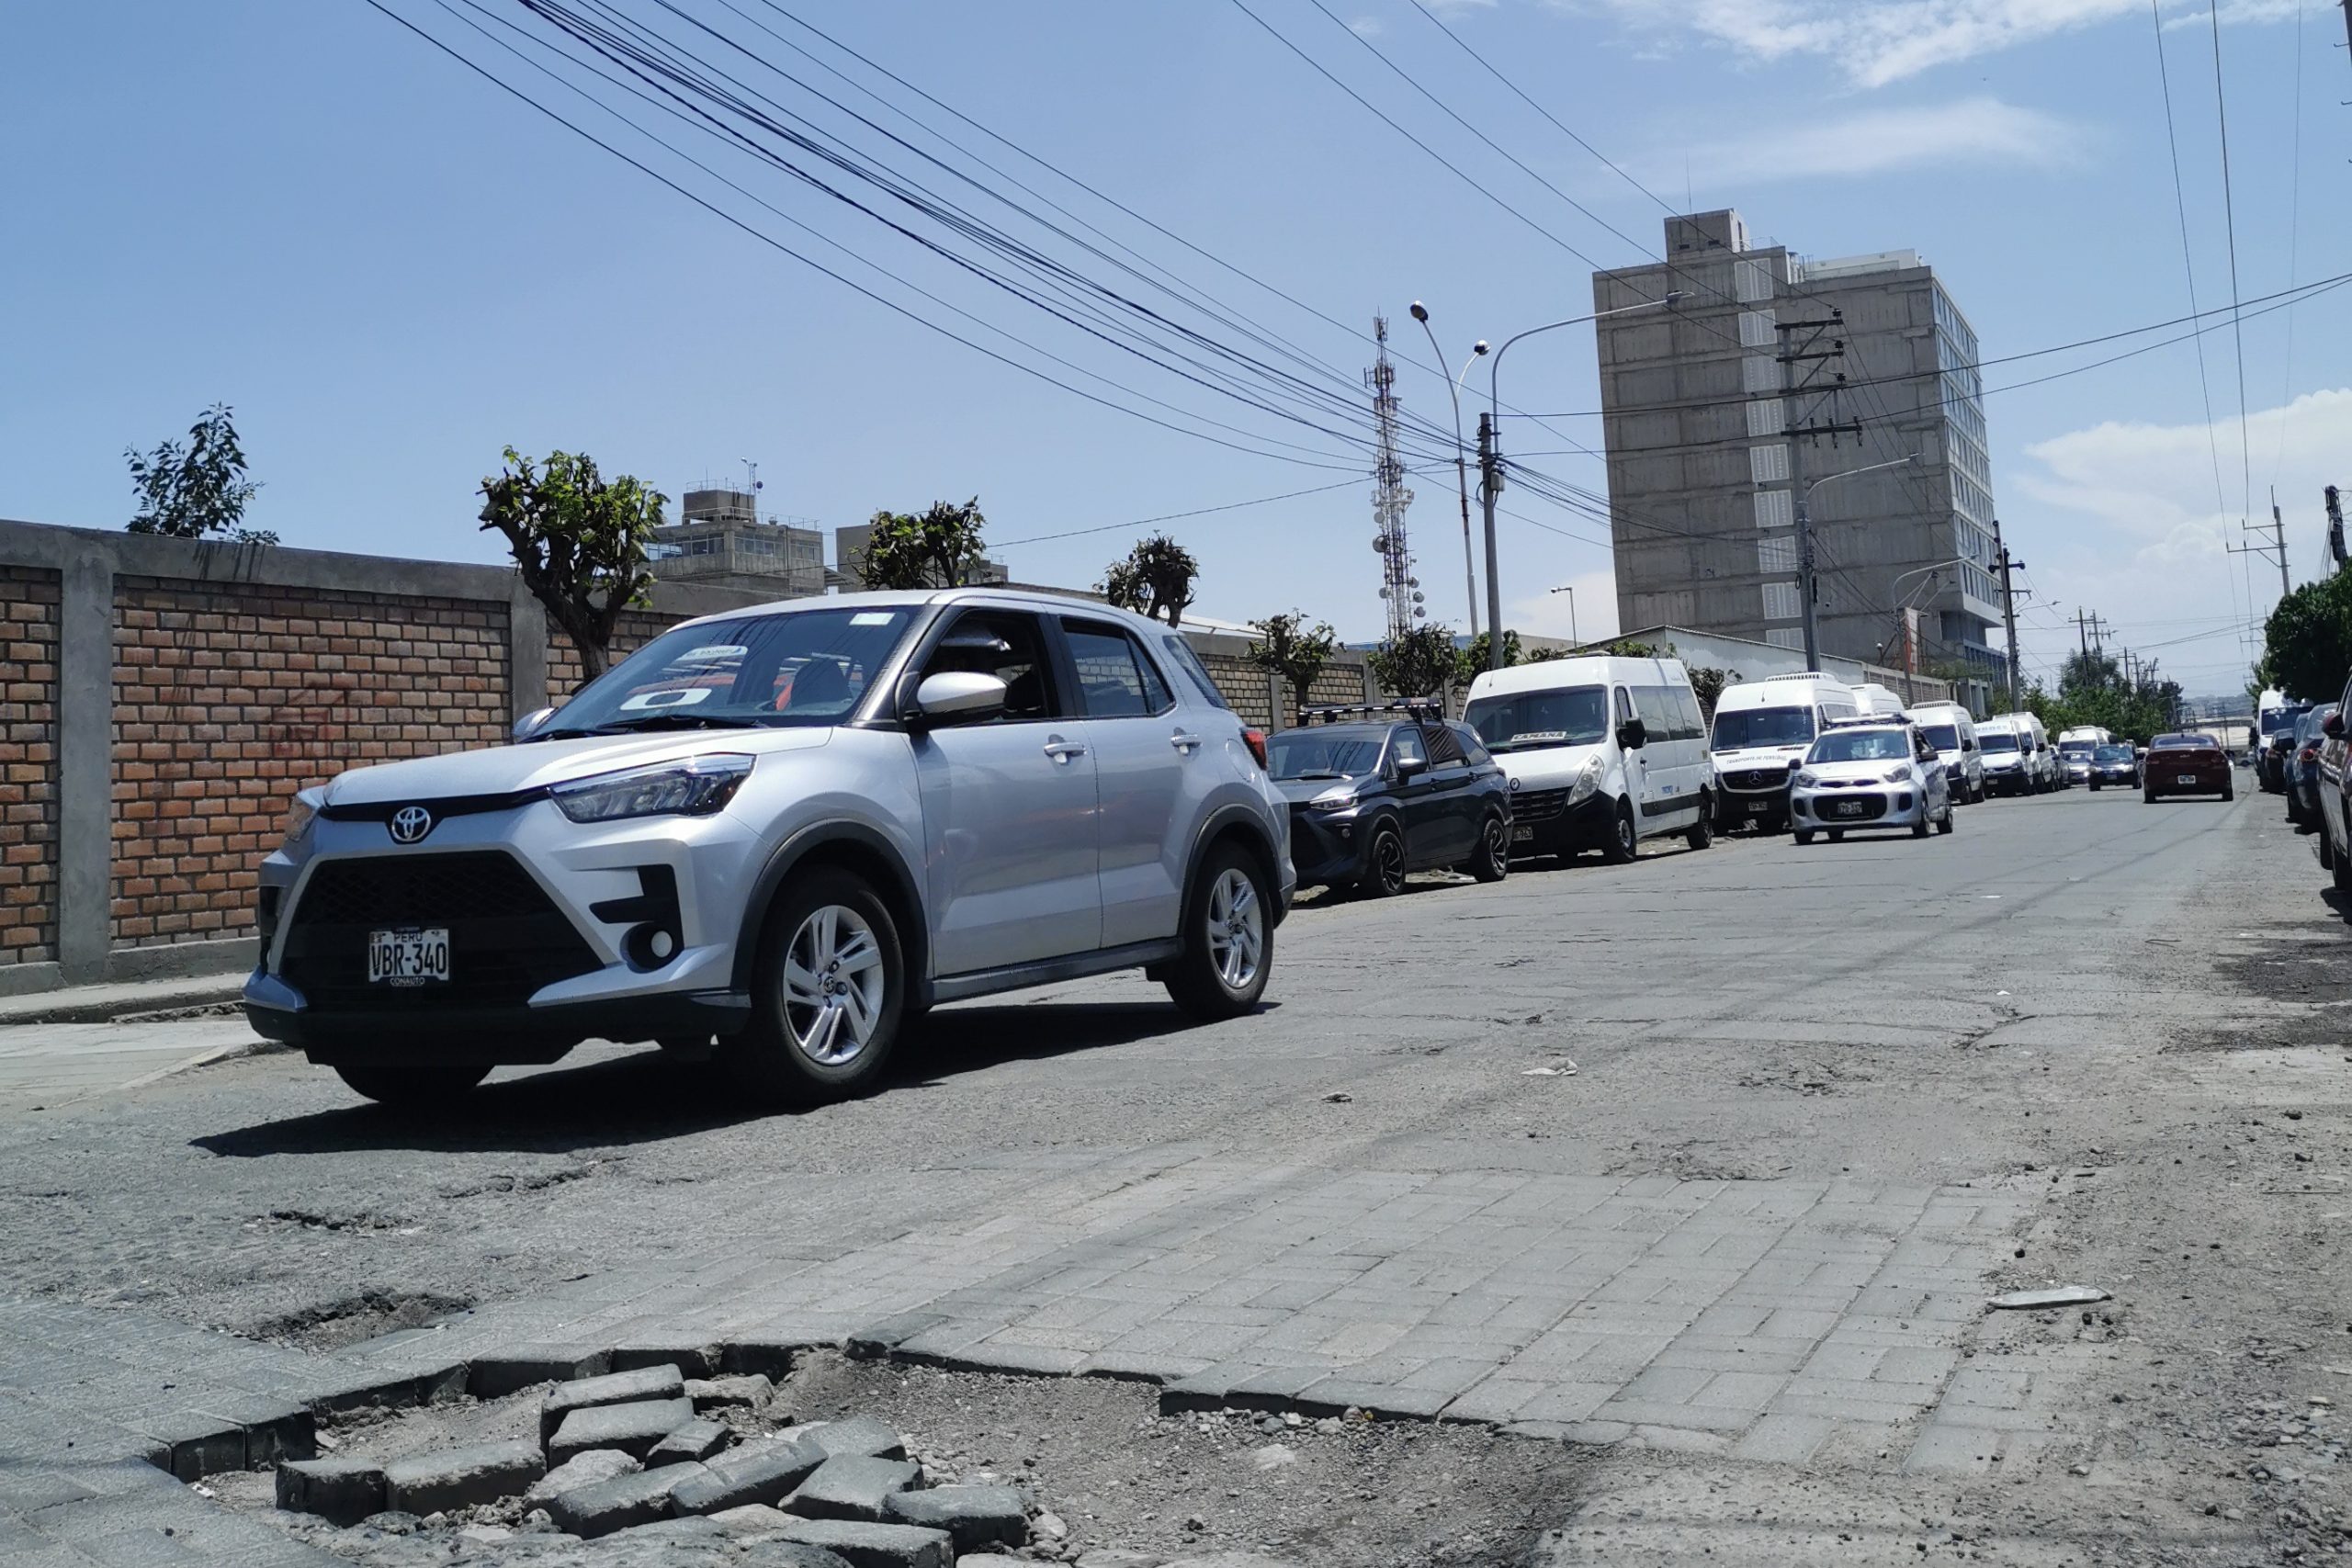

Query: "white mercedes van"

xmin=1707 ymin=674 xmax=1860 ymax=832
xmin=1905 ymin=701 xmax=1984 ymax=805
xmin=1463 ymin=655 xmax=1713 ymax=863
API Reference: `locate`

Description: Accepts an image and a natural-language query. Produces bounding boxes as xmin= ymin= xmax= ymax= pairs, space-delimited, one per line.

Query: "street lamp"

xmin=1408 ymin=302 xmax=1488 ymax=641
xmin=1794 ymin=453 xmax=1919 ymax=673
xmin=1549 ymin=582 xmax=1577 ymax=647
xmin=1481 ymin=292 xmax=1681 ymax=670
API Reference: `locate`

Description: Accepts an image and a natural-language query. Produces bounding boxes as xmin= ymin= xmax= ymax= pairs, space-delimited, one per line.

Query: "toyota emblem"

xmin=389 ymin=806 xmax=435 ymax=845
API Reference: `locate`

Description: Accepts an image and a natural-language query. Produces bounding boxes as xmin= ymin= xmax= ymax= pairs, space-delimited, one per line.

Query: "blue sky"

xmin=2 ymin=0 xmax=2339 ymax=697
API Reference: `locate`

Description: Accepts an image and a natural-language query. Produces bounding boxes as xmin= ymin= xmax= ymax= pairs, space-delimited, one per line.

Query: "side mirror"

xmin=512 ymin=706 xmax=555 ymax=741
xmin=1393 ymin=754 xmax=1429 ymax=782
xmin=907 ymin=671 xmax=1007 ymax=728
xmin=2326 ymin=714 xmax=2345 ymax=739
xmin=1617 ymin=717 xmax=1648 ymax=750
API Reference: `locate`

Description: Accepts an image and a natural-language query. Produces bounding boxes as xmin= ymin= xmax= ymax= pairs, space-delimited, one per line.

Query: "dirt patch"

xmin=246 ymin=1289 xmax=474 ymax=1352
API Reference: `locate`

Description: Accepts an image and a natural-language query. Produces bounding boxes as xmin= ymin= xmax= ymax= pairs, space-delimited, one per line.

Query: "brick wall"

xmin=0 ymin=567 xmax=61 ymax=965
xmin=108 ymin=579 xmax=512 ymax=950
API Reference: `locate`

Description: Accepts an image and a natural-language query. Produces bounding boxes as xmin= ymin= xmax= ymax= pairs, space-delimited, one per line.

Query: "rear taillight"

xmin=1242 ymin=728 xmax=1269 ymax=770
xmin=2302 ymin=745 xmax=2320 ymax=763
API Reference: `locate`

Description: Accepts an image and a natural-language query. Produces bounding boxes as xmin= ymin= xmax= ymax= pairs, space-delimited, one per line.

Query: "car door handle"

xmin=1043 ymin=739 xmax=1088 ymax=762
xmin=1170 ymin=731 xmax=1202 ymax=752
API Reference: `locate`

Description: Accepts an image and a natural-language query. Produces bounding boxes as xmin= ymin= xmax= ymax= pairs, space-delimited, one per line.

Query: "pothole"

xmin=247 ymin=1290 xmax=474 ymax=1352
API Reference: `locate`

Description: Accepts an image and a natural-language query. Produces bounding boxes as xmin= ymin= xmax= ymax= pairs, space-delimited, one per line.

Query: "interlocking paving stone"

xmin=546 ymin=1396 xmax=696 ymax=1463
xmin=538 ymin=1363 xmax=686 ymax=1441
xmin=381 ymin=1438 xmax=545 ymax=1515
xmin=786 ymin=1455 xmax=922 ymax=1522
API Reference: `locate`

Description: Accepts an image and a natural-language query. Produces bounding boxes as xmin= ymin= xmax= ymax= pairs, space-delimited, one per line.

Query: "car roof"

xmin=668 ymin=585 xmax=1173 ymax=637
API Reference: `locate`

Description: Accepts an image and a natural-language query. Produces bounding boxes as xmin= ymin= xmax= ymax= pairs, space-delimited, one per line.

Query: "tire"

xmin=1826 ymin=829 xmax=1845 ymax=842
xmin=333 ymin=1061 xmax=491 ymax=1107
xmin=1602 ymin=798 xmax=1638 ymax=863
xmin=1686 ymin=795 xmax=1713 ymax=852
xmin=1911 ymin=816 xmax=1929 ymax=838
xmin=1971 ymin=778 xmax=1985 ymax=805
xmin=1793 ymin=829 xmax=1815 ymax=845
xmin=723 ymin=867 xmax=906 ymax=1106
xmin=2089 ymin=780 xmax=2100 ymax=792
xmin=2222 ymin=780 xmax=2235 ymax=802
xmin=1358 ymin=820 xmax=1408 ymax=897
xmin=2321 ymin=823 xmax=2336 ymax=871
xmin=2143 ymin=787 xmax=2158 ymax=804
xmin=1464 ymin=812 xmax=1510 ymax=884
xmin=1164 ymin=840 xmax=1273 ymax=1021
xmin=2335 ymin=830 xmax=2352 ymax=891
xmin=1937 ymin=804 xmax=1956 ymax=835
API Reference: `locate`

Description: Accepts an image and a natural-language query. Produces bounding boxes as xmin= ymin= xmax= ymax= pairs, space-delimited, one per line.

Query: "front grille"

xmin=1512 ymin=787 xmax=1570 ymax=821
xmin=1724 ymin=769 xmax=1790 ymax=793
xmin=279 ymin=852 xmax=601 ymax=1013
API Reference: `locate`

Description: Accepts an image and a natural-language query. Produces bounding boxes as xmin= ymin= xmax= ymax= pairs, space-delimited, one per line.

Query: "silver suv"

xmin=244 ymin=590 xmax=1294 ymax=1106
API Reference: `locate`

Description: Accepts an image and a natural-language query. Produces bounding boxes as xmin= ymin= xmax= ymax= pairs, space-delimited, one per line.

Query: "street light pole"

xmin=1482 ymin=293 xmax=1680 ymax=671
xmin=1408 ymin=303 xmax=1487 ymax=641
xmin=1550 ymin=583 xmax=1577 ymax=647
xmin=1795 ymin=454 xmax=1920 ymax=673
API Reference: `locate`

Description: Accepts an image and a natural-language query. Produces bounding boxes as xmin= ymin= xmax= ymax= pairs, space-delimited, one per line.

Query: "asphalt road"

xmin=4 ymin=777 xmax=2346 ymax=1565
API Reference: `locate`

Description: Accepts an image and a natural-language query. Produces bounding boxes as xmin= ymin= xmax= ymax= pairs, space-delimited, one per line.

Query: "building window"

xmin=1738 ymin=310 xmax=1777 ymax=347
xmin=1746 ymin=400 xmax=1785 ymax=437
xmin=1758 ymin=534 xmax=1797 ymax=573
xmin=1766 ymin=627 xmax=1804 ymax=650
xmin=1762 ymin=581 xmax=1803 ymax=621
xmin=1753 ymin=489 xmax=1792 ymax=530
xmin=1736 ymin=259 xmax=1774 ymax=303
xmin=1748 ymin=444 xmax=1790 ymax=484
xmin=1742 ymin=355 xmax=1779 ymax=394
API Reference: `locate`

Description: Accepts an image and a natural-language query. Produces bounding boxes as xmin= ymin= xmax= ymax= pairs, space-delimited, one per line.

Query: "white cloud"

xmin=1509 ymin=568 xmax=1621 ymax=643
xmin=1563 ymin=0 xmax=2290 ymax=88
xmin=1349 ymin=13 xmax=1385 ymax=34
xmin=1682 ymin=96 xmax=2096 ymax=184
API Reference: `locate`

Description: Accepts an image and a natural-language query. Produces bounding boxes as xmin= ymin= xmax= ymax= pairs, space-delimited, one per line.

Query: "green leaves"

xmin=126 ymin=402 xmax=264 ymax=540
xmin=1246 ymin=612 xmax=1339 ymax=713
xmin=1101 ymin=533 xmax=1200 ymax=626
xmin=479 ymin=447 xmax=667 ymax=684
xmin=2261 ymin=573 xmax=2352 ymax=706
xmin=861 ymin=498 xmax=989 ymax=590
xmin=1367 ymin=623 xmax=1460 ymax=699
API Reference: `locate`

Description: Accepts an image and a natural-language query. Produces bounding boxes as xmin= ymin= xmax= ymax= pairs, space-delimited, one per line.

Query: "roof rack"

xmin=1293 ymin=698 xmax=1446 ymax=728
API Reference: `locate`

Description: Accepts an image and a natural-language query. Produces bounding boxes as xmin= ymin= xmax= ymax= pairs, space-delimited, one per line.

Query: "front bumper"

xmin=1790 ymin=784 xmax=1925 ymax=830
xmin=1506 ymin=789 xmax=1613 ymax=855
xmin=243 ymin=978 xmax=751 ymax=1062
xmin=1714 ymin=767 xmax=1797 ymax=828
xmin=1286 ymin=805 xmax=1371 ymax=889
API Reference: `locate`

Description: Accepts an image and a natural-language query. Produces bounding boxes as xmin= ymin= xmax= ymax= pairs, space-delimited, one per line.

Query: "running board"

xmin=929 ymin=938 xmax=1186 ymax=1005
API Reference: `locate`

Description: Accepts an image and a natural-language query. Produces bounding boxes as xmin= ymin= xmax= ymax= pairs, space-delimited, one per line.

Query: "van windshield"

xmin=2262 ymin=708 xmax=2299 ymax=736
xmin=1920 ymin=724 xmax=1960 ymax=752
xmin=1979 ymin=732 xmax=2019 ymax=753
xmin=1464 ymin=686 xmax=1607 ymax=753
xmin=2059 ymin=740 xmax=2095 ymax=758
xmin=1713 ymin=705 xmax=1815 ymax=750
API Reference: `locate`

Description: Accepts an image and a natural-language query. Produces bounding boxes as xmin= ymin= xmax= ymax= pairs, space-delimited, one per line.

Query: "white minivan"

xmin=1905 ymin=701 xmax=1984 ymax=805
xmin=1707 ymin=674 xmax=1860 ymax=832
xmin=1463 ymin=655 xmax=1713 ymax=863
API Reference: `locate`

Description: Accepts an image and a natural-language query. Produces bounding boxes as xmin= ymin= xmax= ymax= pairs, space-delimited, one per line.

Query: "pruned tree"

xmin=1368 ymin=622 xmax=1459 ymax=699
xmin=126 ymin=402 xmax=274 ymax=544
xmin=862 ymin=497 xmax=989 ymax=589
xmin=1101 ymin=532 xmax=1200 ymax=626
xmin=2261 ymin=572 xmax=2352 ymax=705
xmin=1246 ymin=611 xmax=1339 ymax=717
xmin=1459 ymin=627 xmax=1521 ymax=678
xmin=479 ymin=447 xmax=665 ymax=685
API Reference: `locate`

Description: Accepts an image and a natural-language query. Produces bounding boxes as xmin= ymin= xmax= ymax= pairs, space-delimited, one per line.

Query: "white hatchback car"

xmin=245 ymin=590 xmax=1294 ymax=1107
xmin=1789 ymin=719 xmax=1955 ymax=843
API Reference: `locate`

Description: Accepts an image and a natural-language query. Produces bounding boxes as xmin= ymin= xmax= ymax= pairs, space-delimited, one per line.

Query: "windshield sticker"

xmin=670 ymin=644 xmax=745 ymax=664
xmin=617 ymin=686 xmax=715 ymax=712
xmin=850 ymin=612 xmax=897 ymax=626
xmin=1510 ymin=731 xmax=1570 ymax=743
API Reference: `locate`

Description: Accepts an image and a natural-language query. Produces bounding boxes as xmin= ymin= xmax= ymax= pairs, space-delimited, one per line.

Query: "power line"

xmin=2272 ymin=0 xmax=2307 ymax=489
xmin=991 ymin=478 xmax=1367 ymax=548
xmin=2210 ymin=0 xmax=2255 ymax=520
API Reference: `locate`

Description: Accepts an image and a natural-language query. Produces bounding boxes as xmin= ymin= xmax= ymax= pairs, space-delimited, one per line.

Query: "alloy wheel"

xmin=781 ymin=904 xmax=886 ymax=1066
xmin=1206 ymin=867 xmax=1264 ymax=991
xmin=1374 ymin=829 xmax=1407 ymax=894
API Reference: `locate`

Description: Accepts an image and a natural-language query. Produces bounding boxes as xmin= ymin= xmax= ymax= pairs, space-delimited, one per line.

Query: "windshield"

xmin=2059 ymin=740 xmax=2095 ymax=758
xmin=1268 ymin=728 xmax=1385 ymax=781
xmin=1808 ymin=728 xmax=1910 ymax=764
xmin=2262 ymin=709 xmax=2299 ymax=736
xmin=1713 ymin=705 xmax=1815 ymax=750
xmin=1464 ymin=686 xmax=1607 ymax=752
xmin=1977 ymin=731 xmax=2019 ymax=753
xmin=1920 ymin=724 xmax=1960 ymax=752
xmin=539 ymin=607 xmax=918 ymax=738
xmin=2095 ymin=745 xmax=2133 ymax=762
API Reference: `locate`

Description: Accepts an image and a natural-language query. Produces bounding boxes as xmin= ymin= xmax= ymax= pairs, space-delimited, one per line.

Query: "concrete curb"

xmin=0 ymin=975 xmax=248 ymax=1027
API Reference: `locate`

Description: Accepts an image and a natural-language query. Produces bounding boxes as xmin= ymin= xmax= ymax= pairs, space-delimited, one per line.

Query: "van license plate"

xmin=368 ymin=928 xmax=449 ymax=986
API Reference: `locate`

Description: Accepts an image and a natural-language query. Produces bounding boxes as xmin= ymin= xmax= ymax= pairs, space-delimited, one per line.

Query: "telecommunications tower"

xmin=1367 ymin=316 xmax=1423 ymax=642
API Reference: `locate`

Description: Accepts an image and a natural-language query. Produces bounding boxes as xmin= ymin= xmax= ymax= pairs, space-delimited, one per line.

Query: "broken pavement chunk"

xmin=1988 ymin=1286 xmax=2110 ymax=1311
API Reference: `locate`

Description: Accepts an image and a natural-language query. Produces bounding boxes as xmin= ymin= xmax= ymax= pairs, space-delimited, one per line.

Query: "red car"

xmin=2143 ymin=732 xmax=2233 ymax=802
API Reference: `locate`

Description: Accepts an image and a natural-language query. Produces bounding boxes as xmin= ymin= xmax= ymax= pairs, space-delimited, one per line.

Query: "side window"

xmin=1916 ymin=729 xmax=1936 ymax=761
xmin=1452 ymin=724 xmax=1493 ymax=765
xmin=1614 ymin=686 xmax=1634 ymax=729
xmin=1060 ymin=619 xmax=1173 ymax=717
xmin=1421 ymin=723 xmax=1464 ymax=766
xmin=1159 ymin=635 xmax=1230 ymax=710
xmin=1668 ymin=685 xmax=1702 ymax=740
xmin=1389 ymin=727 xmax=1428 ymax=773
xmin=1634 ymin=687 xmax=1676 ymax=739
xmin=917 ymin=609 xmax=1057 ymax=722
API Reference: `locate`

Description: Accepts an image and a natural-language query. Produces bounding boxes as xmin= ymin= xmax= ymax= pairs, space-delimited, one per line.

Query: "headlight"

xmin=1794 ymin=772 xmax=1819 ymax=788
xmin=1307 ymin=785 xmax=1358 ymax=813
xmin=281 ymin=786 xmax=324 ymax=850
xmin=551 ymin=754 xmax=754 ymax=823
xmin=1566 ymin=754 xmax=1606 ymax=804
xmin=1883 ymin=767 xmax=1913 ymax=784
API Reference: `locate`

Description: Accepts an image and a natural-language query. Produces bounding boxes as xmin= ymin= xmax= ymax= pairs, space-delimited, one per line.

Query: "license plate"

xmin=1831 ymin=800 xmax=1867 ymax=818
xmin=1511 ymin=825 xmax=1533 ymax=843
xmin=368 ymin=928 xmax=449 ymax=986
xmin=2176 ymin=773 xmax=2198 ymax=785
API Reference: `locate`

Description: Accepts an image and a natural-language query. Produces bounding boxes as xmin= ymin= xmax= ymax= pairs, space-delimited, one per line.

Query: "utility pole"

xmin=2326 ymin=484 xmax=2346 ymax=574
xmin=1776 ymin=310 xmax=1861 ymax=673
xmin=1476 ymin=412 xmax=1500 ymax=660
xmin=2076 ymin=607 xmax=2091 ymax=659
xmin=1992 ymin=517 xmax=2023 ymax=707
xmin=2231 ymin=490 xmax=2292 ymax=601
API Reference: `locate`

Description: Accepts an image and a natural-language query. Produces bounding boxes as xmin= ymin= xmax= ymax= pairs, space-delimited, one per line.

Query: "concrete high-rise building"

xmin=1589 ymin=210 xmax=2003 ymax=679
xmin=648 ymin=487 xmax=828 ymax=599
